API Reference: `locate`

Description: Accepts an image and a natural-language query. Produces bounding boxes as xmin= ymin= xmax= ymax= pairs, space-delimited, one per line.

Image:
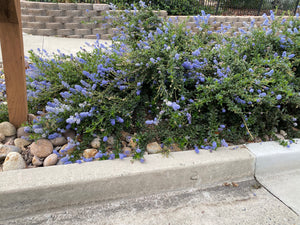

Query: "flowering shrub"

xmin=1 ymin=3 xmax=299 ymax=163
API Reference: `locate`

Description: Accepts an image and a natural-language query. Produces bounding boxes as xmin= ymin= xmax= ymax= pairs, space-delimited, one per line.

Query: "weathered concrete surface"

xmin=0 ymin=33 xmax=111 ymax=64
xmin=246 ymin=139 xmax=300 ymax=175
xmin=2 ymin=180 xmax=299 ymax=225
xmin=246 ymin=140 xmax=300 ymax=216
xmin=0 ymin=146 xmax=254 ymax=221
xmin=255 ymin=169 xmax=300 ymax=216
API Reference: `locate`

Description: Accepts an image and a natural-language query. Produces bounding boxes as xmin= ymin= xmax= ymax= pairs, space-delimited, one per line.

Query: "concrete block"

xmin=75 ymin=29 xmax=92 ymax=35
xmin=73 ymin=17 xmax=90 ymax=23
xmin=65 ymin=23 xmax=81 ymax=30
xmin=47 ymin=10 xmax=66 ymax=17
xmin=0 ymin=147 xmax=254 ymax=220
xmin=100 ymin=33 xmax=112 ymax=40
xmin=38 ymin=3 xmax=59 ymax=10
xmin=65 ymin=10 xmax=82 ymax=17
xmin=21 ymin=8 xmax=29 ymax=15
xmin=27 ymin=9 xmax=47 ymax=16
xmin=68 ymin=35 xmax=83 ymax=38
xmin=23 ymin=22 xmax=45 ymax=29
xmin=45 ymin=23 xmax=64 ymax=30
xmin=93 ymin=4 xmax=110 ymax=11
xmin=158 ymin=10 xmax=168 ymax=17
xmin=21 ymin=15 xmax=35 ymax=23
xmin=36 ymin=29 xmax=57 ymax=36
xmin=57 ymin=29 xmax=74 ymax=36
xmin=83 ymin=35 xmax=98 ymax=39
xmin=35 ymin=16 xmax=54 ymax=23
xmin=82 ymin=10 xmax=98 ymax=18
xmin=80 ymin=23 xmax=97 ymax=29
xmin=22 ymin=28 xmax=37 ymax=35
xmin=55 ymin=16 xmax=72 ymax=23
xmin=21 ymin=2 xmax=39 ymax=9
xmin=77 ymin=4 xmax=93 ymax=11
xmin=58 ymin=3 xmax=77 ymax=10
xmin=92 ymin=28 xmax=108 ymax=35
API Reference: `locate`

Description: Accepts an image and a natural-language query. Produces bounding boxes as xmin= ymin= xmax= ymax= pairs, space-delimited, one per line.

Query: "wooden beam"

xmin=0 ymin=0 xmax=28 ymax=127
xmin=0 ymin=0 xmax=19 ymax=23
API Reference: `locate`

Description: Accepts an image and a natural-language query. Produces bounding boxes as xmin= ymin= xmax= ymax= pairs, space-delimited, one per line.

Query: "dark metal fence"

xmin=213 ymin=0 xmax=299 ymax=16
xmin=27 ymin=0 xmax=300 ymax=16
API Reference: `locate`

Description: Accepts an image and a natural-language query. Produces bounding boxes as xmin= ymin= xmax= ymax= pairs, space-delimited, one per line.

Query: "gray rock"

xmin=43 ymin=153 xmax=58 ymax=167
xmin=0 ymin=121 xmax=16 ymax=136
xmin=146 ymin=142 xmax=162 ymax=154
xmin=32 ymin=155 xmax=43 ymax=166
xmin=90 ymin=137 xmax=101 ymax=149
xmin=0 ymin=144 xmax=21 ymax=160
xmin=2 ymin=152 xmax=26 ymax=171
xmin=0 ymin=133 xmax=5 ymax=142
xmin=14 ymin=138 xmax=32 ymax=149
xmin=30 ymin=139 xmax=53 ymax=158
xmin=50 ymin=136 xmax=67 ymax=147
xmin=17 ymin=127 xmax=31 ymax=138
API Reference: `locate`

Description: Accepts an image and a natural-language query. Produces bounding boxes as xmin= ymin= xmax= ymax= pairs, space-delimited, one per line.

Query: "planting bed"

xmin=0 ymin=3 xmax=299 ymax=171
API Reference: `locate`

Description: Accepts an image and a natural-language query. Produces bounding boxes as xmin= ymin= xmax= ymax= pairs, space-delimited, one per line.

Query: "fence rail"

xmin=27 ymin=0 xmax=300 ymax=16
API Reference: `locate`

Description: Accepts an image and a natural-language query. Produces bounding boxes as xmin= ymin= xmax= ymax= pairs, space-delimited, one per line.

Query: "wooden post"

xmin=0 ymin=0 xmax=28 ymax=128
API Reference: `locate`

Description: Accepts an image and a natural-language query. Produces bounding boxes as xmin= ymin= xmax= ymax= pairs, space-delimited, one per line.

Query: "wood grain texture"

xmin=0 ymin=0 xmax=28 ymax=127
xmin=0 ymin=0 xmax=18 ymax=23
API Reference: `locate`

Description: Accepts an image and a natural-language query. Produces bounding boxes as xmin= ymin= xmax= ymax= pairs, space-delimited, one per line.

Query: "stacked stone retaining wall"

xmin=20 ymin=1 xmax=285 ymax=39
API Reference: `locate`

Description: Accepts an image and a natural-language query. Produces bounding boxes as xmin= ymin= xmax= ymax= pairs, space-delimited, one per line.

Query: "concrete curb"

xmin=246 ymin=139 xmax=300 ymax=176
xmin=0 ymin=146 xmax=254 ymax=221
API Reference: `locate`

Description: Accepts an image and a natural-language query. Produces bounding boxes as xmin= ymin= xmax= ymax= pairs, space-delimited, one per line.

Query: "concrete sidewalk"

xmin=247 ymin=140 xmax=300 ymax=216
xmin=0 ymin=33 xmax=111 ymax=64
xmin=1 ymin=140 xmax=300 ymax=222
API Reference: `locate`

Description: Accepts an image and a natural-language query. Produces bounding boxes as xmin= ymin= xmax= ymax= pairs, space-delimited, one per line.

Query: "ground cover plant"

xmin=0 ymin=2 xmax=299 ymax=165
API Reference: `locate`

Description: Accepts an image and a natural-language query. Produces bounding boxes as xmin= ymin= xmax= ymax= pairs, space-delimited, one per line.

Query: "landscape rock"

xmin=0 ymin=121 xmax=16 ymax=136
xmin=59 ymin=143 xmax=76 ymax=156
xmin=50 ymin=136 xmax=67 ymax=146
xmin=17 ymin=127 xmax=30 ymax=138
xmin=128 ymin=139 xmax=137 ymax=149
xmin=0 ymin=133 xmax=5 ymax=142
xmin=2 ymin=152 xmax=26 ymax=171
xmin=107 ymin=136 xmax=114 ymax=146
xmin=83 ymin=148 xmax=98 ymax=158
xmin=0 ymin=145 xmax=21 ymax=160
xmin=169 ymin=143 xmax=181 ymax=152
xmin=30 ymin=139 xmax=53 ymax=158
xmin=146 ymin=142 xmax=162 ymax=154
xmin=32 ymin=155 xmax=43 ymax=166
xmin=280 ymin=130 xmax=288 ymax=138
xmin=14 ymin=138 xmax=32 ymax=149
xmin=91 ymin=137 xmax=101 ymax=148
xmin=263 ymin=135 xmax=269 ymax=141
xmin=62 ymin=129 xmax=76 ymax=141
xmin=275 ymin=133 xmax=285 ymax=141
xmin=4 ymin=136 xmax=16 ymax=145
xmin=21 ymin=148 xmax=34 ymax=165
xmin=27 ymin=114 xmax=38 ymax=124
xmin=122 ymin=147 xmax=132 ymax=156
xmin=43 ymin=153 xmax=58 ymax=167
xmin=121 ymin=131 xmax=130 ymax=142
